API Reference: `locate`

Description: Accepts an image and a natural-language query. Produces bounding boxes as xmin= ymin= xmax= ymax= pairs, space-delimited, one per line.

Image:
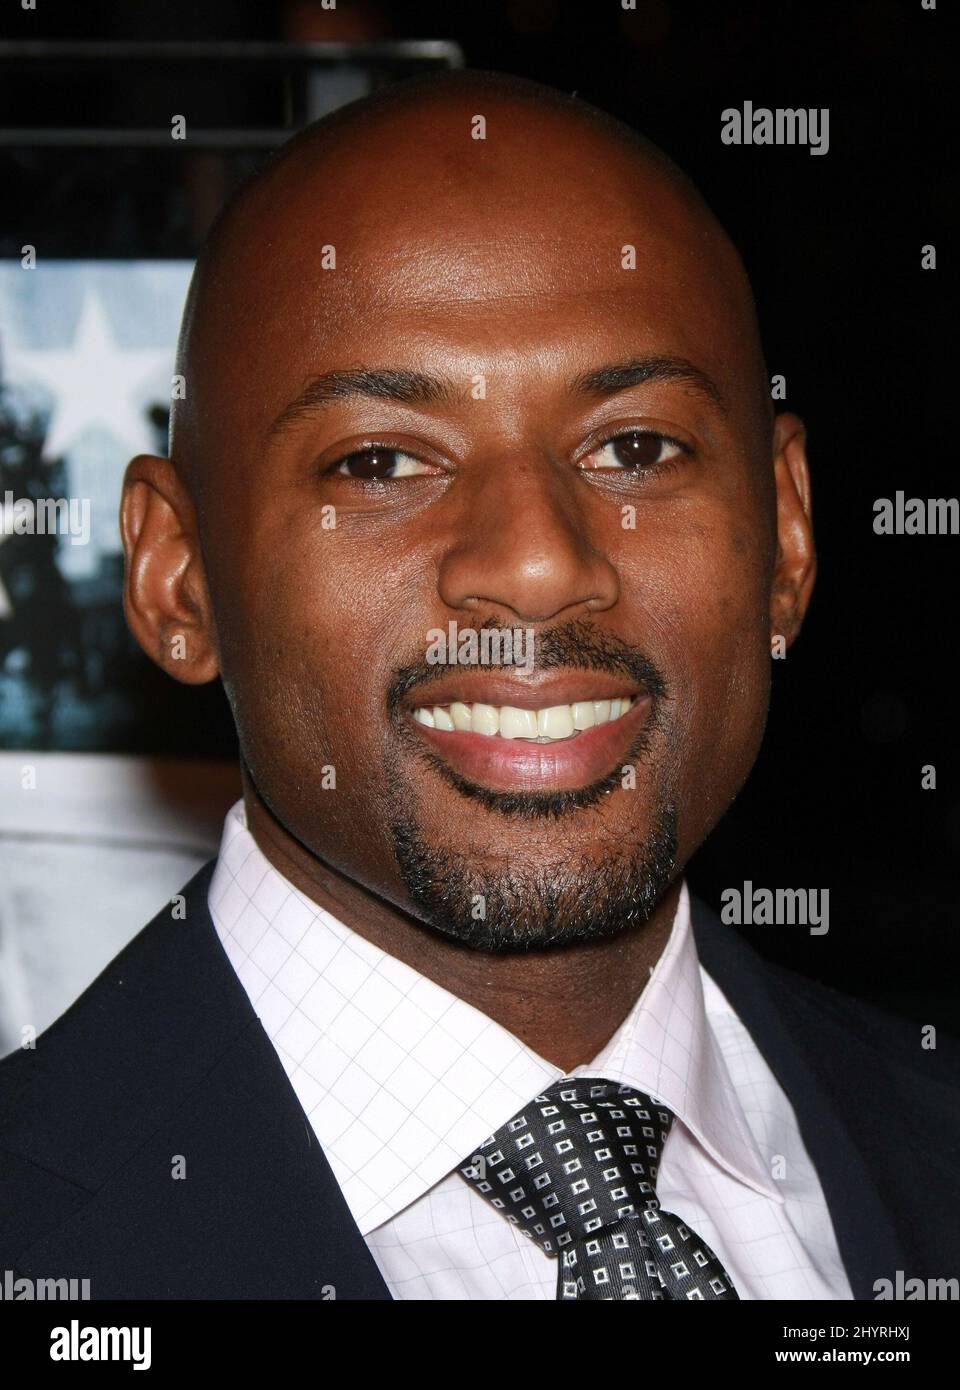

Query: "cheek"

xmin=216 ymin=523 xmax=423 ymax=820
xmin=209 ymin=526 xmax=354 ymax=769
xmin=621 ymin=513 xmax=772 ymax=809
xmin=691 ymin=549 xmax=771 ymax=825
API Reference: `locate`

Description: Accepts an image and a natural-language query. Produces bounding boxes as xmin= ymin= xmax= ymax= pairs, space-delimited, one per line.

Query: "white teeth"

xmin=450 ymin=701 xmax=473 ymax=731
xmin=537 ymin=704 xmax=575 ymax=739
xmin=571 ymin=701 xmax=596 ymax=730
xmin=499 ymin=706 xmax=539 ymax=740
xmin=411 ymin=696 xmax=636 ymax=742
xmin=471 ymin=702 xmax=500 ymax=736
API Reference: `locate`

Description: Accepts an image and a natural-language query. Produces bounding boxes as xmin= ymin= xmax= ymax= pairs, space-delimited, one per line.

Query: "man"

xmin=1 ymin=71 xmax=957 ymax=1302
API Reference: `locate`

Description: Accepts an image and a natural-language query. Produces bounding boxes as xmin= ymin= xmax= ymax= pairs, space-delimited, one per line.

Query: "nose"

xmin=437 ymin=449 xmax=619 ymax=625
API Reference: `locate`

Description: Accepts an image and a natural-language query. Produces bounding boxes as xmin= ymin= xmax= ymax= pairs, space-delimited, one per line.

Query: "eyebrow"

xmin=267 ymin=368 xmax=462 ymax=440
xmin=266 ymin=354 xmax=726 ymax=441
xmin=569 ymin=356 xmax=728 ymax=412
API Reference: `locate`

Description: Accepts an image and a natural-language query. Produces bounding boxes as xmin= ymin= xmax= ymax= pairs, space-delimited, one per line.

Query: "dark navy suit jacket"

xmin=1 ymin=861 xmax=958 ymax=1299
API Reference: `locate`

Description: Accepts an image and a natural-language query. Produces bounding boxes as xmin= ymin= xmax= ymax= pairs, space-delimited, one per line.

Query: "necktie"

xmin=459 ymin=1077 xmax=739 ymax=1300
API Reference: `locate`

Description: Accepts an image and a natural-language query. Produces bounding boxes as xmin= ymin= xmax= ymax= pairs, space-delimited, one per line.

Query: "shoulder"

xmin=0 ymin=858 xmax=243 ymax=1175
xmin=690 ymin=889 xmax=960 ymax=1101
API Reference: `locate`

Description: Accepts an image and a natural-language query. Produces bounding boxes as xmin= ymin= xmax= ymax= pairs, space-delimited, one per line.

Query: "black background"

xmin=1 ymin=0 xmax=955 ymax=1030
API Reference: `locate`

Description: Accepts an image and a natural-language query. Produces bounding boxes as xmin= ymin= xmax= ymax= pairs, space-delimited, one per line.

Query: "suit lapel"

xmin=690 ymin=893 xmax=908 ymax=1299
xmin=12 ymin=861 xmax=391 ymax=1299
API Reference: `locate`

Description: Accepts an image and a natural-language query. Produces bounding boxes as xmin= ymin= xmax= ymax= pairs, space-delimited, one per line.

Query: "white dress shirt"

xmin=208 ymin=800 xmax=853 ymax=1300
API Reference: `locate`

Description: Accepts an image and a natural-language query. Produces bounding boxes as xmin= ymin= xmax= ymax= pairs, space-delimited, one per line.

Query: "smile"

xmin=404 ymin=685 xmax=652 ymax=792
xmin=411 ymin=696 xmax=637 ymax=743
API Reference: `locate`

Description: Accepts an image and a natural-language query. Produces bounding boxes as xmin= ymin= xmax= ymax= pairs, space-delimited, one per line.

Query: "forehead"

xmin=193 ymin=108 xmax=758 ymax=437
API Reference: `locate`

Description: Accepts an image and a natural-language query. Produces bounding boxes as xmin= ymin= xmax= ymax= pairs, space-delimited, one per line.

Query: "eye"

xmin=583 ymin=430 xmax=687 ymax=473
xmin=328 ymin=445 xmax=433 ymax=480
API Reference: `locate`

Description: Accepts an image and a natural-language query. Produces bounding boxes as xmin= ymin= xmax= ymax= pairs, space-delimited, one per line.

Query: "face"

xmin=124 ymin=96 xmax=814 ymax=952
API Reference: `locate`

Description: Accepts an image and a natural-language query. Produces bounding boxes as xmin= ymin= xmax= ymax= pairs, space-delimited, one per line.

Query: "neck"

xmin=242 ymin=786 xmax=681 ymax=1073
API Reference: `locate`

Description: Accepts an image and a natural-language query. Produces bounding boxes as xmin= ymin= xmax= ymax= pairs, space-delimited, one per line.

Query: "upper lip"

xmin=401 ymin=674 xmax=645 ymax=712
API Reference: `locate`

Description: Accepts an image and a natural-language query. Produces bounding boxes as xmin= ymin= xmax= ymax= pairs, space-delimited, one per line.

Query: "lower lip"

xmin=404 ymin=698 xmax=652 ymax=792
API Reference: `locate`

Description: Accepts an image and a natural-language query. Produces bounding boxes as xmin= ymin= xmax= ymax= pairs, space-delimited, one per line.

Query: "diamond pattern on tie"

xmin=459 ymin=1078 xmax=739 ymax=1300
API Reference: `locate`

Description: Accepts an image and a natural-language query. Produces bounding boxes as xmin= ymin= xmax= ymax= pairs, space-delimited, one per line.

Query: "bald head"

xmin=170 ymin=69 xmax=770 ymax=505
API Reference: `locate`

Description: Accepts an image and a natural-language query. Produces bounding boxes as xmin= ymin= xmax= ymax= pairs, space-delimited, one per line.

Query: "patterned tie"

xmin=459 ymin=1077 xmax=739 ymax=1300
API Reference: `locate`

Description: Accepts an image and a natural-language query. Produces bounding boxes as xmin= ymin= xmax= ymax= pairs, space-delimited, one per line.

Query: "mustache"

xmin=386 ymin=617 xmax=669 ymax=715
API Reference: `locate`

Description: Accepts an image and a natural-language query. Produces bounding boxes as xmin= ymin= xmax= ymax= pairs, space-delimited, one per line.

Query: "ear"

xmin=769 ymin=412 xmax=817 ymax=650
xmin=119 ymin=454 xmax=219 ymax=683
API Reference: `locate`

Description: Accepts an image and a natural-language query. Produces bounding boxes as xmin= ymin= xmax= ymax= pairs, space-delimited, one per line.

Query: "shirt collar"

xmin=208 ymin=800 xmax=780 ymax=1235
xmin=581 ymin=882 xmax=783 ymax=1204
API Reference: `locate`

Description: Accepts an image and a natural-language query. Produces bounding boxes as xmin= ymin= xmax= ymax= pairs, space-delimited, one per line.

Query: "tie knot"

xmin=460 ymin=1077 xmax=675 ymax=1254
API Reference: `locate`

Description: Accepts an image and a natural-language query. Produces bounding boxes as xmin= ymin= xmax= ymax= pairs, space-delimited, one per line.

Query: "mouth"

xmin=401 ymin=683 xmax=652 ymax=792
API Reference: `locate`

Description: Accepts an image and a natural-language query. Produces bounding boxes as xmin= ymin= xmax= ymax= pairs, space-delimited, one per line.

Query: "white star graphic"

xmin=2 ymin=288 xmax=171 ymax=462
